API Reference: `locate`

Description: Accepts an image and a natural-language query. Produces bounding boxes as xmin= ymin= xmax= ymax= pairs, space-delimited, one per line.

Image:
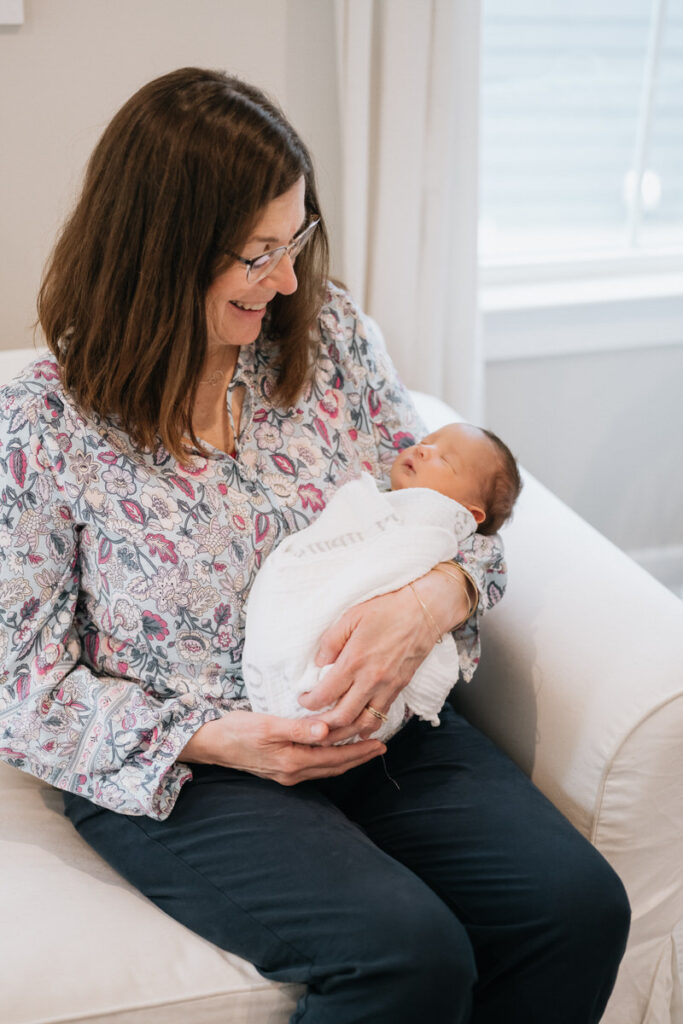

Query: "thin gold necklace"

xmin=199 ymin=369 xmax=227 ymax=386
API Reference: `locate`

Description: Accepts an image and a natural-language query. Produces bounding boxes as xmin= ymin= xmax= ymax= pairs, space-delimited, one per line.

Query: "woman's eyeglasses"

xmin=229 ymin=219 xmax=320 ymax=284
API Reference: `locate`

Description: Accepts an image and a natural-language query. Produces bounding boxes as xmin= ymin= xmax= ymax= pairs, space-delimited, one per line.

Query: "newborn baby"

xmin=242 ymin=423 xmax=521 ymax=742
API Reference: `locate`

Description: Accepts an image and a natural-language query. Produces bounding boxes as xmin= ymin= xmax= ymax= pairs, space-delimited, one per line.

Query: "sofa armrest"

xmin=411 ymin=388 xmax=683 ymax=1024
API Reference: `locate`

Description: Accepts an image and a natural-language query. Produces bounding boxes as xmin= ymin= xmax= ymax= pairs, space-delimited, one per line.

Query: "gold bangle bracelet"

xmin=432 ymin=563 xmax=479 ymax=626
xmin=409 ymin=582 xmax=443 ymax=645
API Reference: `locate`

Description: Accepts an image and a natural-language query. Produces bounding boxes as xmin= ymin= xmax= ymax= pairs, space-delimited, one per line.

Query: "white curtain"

xmin=334 ymin=0 xmax=483 ymax=421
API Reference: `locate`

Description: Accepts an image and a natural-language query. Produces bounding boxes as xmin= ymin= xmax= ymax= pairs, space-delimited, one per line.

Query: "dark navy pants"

xmin=63 ymin=705 xmax=630 ymax=1023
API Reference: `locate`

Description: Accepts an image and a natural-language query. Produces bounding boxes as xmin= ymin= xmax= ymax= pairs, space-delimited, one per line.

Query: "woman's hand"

xmin=298 ymin=566 xmax=473 ymax=744
xmin=178 ymin=711 xmax=386 ymax=785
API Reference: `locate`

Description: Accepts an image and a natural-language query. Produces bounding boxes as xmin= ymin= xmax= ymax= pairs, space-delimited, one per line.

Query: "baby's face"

xmin=390 ymin=423 xmax=494 ymax=525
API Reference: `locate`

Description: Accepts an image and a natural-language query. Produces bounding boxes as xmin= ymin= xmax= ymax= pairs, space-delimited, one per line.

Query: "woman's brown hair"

xmin=37 ymin=67 xmax=329 ymax=460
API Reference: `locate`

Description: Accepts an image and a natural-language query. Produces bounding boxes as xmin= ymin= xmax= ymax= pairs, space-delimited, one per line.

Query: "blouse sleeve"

xmin=323 ymin=286 xmax=508 ymax=680
xmin=0 ymin=383 xmax=221 ymax=819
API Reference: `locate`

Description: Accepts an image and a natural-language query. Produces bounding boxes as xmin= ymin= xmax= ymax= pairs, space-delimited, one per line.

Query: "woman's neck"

xmin=190 ymin=347 xmax=242 ymax=454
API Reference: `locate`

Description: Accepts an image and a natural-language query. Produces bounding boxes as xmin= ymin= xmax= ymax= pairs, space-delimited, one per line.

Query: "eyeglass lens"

xmin=247 ymin=220 xmax=318 ymax=283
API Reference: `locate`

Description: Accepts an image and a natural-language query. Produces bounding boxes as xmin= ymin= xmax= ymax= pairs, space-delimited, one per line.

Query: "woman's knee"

xmin=359 ymin=895 xmax=477 ymax=1013
xmin=546 ymin=844 xmax=631 ymax=969
xmin=569 ymin=853 xmax=630 ymax=955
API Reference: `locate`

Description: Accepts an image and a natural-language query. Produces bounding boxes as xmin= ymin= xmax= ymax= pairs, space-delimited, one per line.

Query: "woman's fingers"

xmin=181 ymin=711 xmax=386 ymax=785
xmin=269 ymin=737 xmax=386 ymax=785
xmin=318 ymin=687 xmax=395 ymax=733
xmin=314 ymin=606 xmax=356 ymax=670
xmin=297 ymin=658 xmax=354 ymax=711
xmin=322 ymin=707 xmax=389 ymax=745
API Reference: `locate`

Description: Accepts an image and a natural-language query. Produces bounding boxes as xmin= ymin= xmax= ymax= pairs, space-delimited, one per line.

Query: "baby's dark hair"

xmin=476 ymin=428 xmax=523 ymax=536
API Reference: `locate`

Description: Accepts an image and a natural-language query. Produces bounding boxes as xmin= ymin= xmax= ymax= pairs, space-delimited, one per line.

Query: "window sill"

xmin=480 ymin=273 xmax=683 ymax=362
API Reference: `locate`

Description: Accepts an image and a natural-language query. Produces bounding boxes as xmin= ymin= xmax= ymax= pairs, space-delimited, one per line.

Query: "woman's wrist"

xmin=408 ymin=581 xmax=443 ymax=645
xmin=411 ymin=563 xmax=477 ymax=637
xmin=178 ymin=719 xmax=225 ymax=765
xmin=433 ymin=562 xmax=478 ymax=625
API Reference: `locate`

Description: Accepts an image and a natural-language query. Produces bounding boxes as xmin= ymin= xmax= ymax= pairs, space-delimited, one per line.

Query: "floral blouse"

xmin=0 ymin=285 xmax=507 ymax=819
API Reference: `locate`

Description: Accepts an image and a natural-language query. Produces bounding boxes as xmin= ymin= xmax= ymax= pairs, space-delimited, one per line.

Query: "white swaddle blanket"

xmin=242 ymin=473 xmax=476 ymax=742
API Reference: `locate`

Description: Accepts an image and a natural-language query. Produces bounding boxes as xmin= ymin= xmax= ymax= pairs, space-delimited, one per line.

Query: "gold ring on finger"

xmin=365 ymin=703 xmax=389 ymax=723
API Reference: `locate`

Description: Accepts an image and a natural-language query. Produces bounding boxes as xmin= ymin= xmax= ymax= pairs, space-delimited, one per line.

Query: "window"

xmin=479 ymin=0 xmax=683 ymax=358
xmin=480 ymin=0 xmax=683 ymax=265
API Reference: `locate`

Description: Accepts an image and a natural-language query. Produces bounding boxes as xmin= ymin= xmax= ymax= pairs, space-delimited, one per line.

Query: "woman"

xmin=0 ymin=68 xmax=628 ymax=1022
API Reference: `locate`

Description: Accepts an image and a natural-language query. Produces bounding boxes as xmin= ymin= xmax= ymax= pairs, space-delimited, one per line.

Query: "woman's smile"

xmin=205 ymin=177 xmax=305 ymax=352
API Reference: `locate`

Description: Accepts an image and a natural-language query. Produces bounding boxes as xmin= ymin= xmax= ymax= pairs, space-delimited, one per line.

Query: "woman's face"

xmin=205 ymin=175 xmax=306 ymax=353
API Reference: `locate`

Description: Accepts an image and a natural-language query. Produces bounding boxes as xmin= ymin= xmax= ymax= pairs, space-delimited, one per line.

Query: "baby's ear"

xmin=468 ymin=504 xmax=486 ymax=524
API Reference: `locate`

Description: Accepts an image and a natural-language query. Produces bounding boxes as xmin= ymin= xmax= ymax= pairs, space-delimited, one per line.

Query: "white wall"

xmin=0 ymin=0 xmax=341 ymax=351
xmin=486 ymin=343 xmax=683 ymax=568
xmin=2 ymin=1 xmax=681 ymax=572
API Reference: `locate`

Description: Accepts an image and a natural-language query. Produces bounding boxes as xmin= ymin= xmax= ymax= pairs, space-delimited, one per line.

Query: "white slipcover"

xmin=0 ymin=347 xmax=681 ymax=1024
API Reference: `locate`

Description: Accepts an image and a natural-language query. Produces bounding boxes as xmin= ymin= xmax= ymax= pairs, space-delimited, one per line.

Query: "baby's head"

xmin=390 ymin=422 xmax=522 ymax=535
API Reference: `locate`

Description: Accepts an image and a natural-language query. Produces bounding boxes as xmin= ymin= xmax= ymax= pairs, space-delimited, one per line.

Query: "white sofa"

xmin=1 ymin=346 xmax=682 ymax=1024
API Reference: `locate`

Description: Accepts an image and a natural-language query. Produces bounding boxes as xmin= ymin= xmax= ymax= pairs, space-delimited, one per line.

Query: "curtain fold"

xmin=334 ymin=0 xmax=483 ymax=422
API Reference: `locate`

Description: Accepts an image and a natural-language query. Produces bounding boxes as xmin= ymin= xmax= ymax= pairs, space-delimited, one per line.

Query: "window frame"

xmin=479 ymin=0 xmax=683 ymax=363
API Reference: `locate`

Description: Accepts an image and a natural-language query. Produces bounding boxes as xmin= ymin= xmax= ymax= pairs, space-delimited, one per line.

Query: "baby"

xmin=242 ymin=423 xmax=521 ymax=742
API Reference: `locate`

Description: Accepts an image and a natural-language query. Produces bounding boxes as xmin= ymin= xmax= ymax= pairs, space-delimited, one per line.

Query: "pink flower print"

xmin=10 ymin=446 xmax=29 ymax=484
xmin=33 ymin=359 xmax=60 ymax=381
xmin=368 ymin=389 xmax=381 ymax=418
xmin=175 ymin=456 xmax=210 ymax=479
xmin=317 ymin=389 xmax=344 ymax=422
xmin=142 ymin=612 xmax=169 ymax=640
xmin=34 ymin=642 xmax=62 ymax=676
xmin=393 ymin=431 xmax=415 ymax=450
xmin=19 ymin=596 xmax=40 ymax=622
xmin=214 ymin=602 xmax=231 ymax=627
xmin=255 ymin=421 xmax=283 ymax=452
xmin=55 ymin=432 xmax=73 ymax=452
xmin=98 ymin=451 xmax=119 ymax=465
xmin=176 ymin=630 xmax=210 ymax=664
xmin=298 ymin=483 xmax=325 ymax=513
xmin=216 ymin=624 xmax=234 ymax=650
xmin=318 ymin=311 xmax=348 ymax=345
xmin=145 ymin=533 xmax=179 ymax=564
xmin=13 ymin=622 xmax=33 ymax=652
xmin=169 ymin=475 xmax=195 ymax=500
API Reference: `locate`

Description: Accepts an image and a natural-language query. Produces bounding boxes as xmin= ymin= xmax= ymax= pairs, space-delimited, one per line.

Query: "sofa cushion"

xmin=0 ymin=762 xmax=301 ymax=1023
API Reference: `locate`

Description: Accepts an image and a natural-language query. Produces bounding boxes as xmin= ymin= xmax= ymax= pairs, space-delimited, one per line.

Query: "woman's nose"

xmin=267 ymin=253 xmax=298 ymax=295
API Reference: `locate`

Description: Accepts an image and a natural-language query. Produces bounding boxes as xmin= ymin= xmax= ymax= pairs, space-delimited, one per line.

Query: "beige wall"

xmin=2 ymin=2 xmax=680 ymax=565
xmin=0 ymin=0 xmax=341 ymax=350
xmin=486 ymin=345 xmax=683 ymax=555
